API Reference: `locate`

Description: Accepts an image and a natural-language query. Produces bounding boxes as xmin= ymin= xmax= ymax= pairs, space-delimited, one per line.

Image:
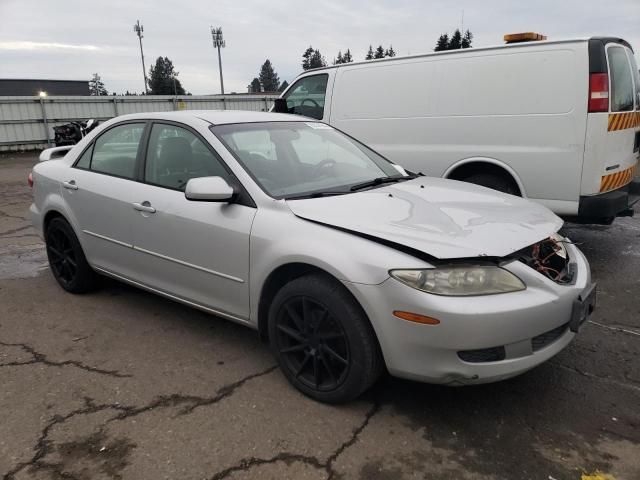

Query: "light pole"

xmin=133 ymin=20 xmax=149 ymax=94
xmin=210 ymin=26 xmax=226 ymax=94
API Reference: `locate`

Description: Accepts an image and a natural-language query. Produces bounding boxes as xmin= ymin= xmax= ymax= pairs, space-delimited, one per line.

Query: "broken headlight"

xmin=389 ymin=266 xmax=526 ymax=296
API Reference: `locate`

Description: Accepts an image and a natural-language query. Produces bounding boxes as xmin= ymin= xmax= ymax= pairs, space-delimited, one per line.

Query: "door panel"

xmin=62 ymin=123 xmax=145 ymax=276
xmin=129 ymin=122 xmax=255 ymax=319
xmin=130 ymin=184 xmax=255 ymax=319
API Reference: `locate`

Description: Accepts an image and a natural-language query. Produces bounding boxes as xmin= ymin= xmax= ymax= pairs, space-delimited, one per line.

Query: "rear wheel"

xmin=268 ymin=273 xmax=382 ymax=403
xmin=463 ymin=172 xmax=520 ymax=196
xmin=45 ymin=217 xmax=98 ymax=293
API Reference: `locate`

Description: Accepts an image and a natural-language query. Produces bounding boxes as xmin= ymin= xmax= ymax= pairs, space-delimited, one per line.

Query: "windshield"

xmin=212 ymin=122 xmax=405 ymax=199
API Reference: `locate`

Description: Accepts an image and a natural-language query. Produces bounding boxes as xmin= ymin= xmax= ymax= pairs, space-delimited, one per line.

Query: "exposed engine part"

xmin=517 ymin=235 xmax=573 ymax=284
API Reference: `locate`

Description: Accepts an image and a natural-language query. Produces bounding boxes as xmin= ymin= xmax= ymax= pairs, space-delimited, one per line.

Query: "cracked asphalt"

xmin=1 ymin=152 xmax=639 ymax=480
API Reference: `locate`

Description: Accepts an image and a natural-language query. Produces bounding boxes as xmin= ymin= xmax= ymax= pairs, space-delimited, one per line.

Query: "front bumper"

xmin=343 ymin=242 xmax=592 ymax=385
xmin=575 ymin=178 xmax=640 ymax=223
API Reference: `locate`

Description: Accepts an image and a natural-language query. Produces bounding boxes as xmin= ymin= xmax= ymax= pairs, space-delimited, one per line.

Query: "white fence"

xmin=0 ymin=94 xmax=279 ymax=152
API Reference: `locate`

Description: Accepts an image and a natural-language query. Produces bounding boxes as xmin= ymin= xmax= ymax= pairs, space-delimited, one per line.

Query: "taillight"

xmin=28 ymin=172 xmax=33 ymax=188
xmin=589 ymin=73 xmax=609 ymax=112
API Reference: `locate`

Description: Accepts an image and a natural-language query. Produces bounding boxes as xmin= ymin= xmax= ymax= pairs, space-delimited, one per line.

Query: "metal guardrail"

xmin=0 ymin=94 xmax=278 ymax=151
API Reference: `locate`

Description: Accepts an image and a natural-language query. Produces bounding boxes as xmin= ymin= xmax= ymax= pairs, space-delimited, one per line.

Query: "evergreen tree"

xmin=462 ymin=29 xmax=473 ymax=49
xmin=434 ymin=34 xmax=449 ymax=51
xmin=259 ymin=59 xmax=280 ymax=92
xmin=334 ymin=51 xmax=344 ymax=65
xmin=89 ymin=73 xmax=108 ymax=96
xmin=309 ymin=49 xmax=326 ymax=69
xmin=148 ymin=57 xmax=186 ymax=95
xmin=302 ymin=46 xmax=315 ymax=70
xmin=365 ymin=45 xmax=374 ymax=60
xmin=374 ymin=45 xmax=385 ymax=59
xmin=248 ymin=77 xmax=261 ymax=93
xmin=385 ymin=45 xmax=396 ymax=57
xmin=342 ymin=49 xmax=353 ymax=63
xmin=449 ymin=29 xmax=462 ymax=50
xmin=278 ymin=80 xmax=289 ymax=92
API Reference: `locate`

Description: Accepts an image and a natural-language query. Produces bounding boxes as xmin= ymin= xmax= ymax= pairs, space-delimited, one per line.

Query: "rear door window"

xmin=607 ymin=46 xmax=634 ymax=112
xmin=625 ymin=49 xmax=640 ymax=110
xmin=91 ymin=123 xmax=145 ymax=179
xmin=283 ymin=74 xmax=328 ymax=120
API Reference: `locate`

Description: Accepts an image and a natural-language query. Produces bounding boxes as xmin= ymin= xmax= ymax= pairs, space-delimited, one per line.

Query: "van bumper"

xmin=573 ymin=178 xmax=640 ymax=224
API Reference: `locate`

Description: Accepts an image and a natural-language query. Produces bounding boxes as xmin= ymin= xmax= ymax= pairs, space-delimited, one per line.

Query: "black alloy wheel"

xmin=275 ymin=296 xmax=350 ymax=392
xmin=268 ymin=273 xmax=382 ymax=403
xmin=45 ymin=217 xmax=98 ymax=293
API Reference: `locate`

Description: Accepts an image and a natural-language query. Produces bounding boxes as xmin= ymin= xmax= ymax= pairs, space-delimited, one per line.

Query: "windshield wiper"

xmin=349 ymin=175 xmax=418 ymax=192
xmin=285 ymin=190 xmax=349 ymax=200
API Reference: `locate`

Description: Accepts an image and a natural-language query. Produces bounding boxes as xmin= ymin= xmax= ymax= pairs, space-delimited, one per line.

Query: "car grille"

xmin=532 ymin=323 xmax=569 ymax=352
xmin=457 ymin=346 xmax=506 ymax=363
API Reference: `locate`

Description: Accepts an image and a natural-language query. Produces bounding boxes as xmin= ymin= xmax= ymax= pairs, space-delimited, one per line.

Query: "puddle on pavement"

xmin=0 ymin=243 xmax=48 ymax=279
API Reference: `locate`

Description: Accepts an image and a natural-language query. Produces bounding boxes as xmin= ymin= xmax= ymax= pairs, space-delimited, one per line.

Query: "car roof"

xmin=110 ymin=110 xmax=309 ymax=125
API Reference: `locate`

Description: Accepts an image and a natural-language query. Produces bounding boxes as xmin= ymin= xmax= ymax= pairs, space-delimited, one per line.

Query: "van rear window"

xmin=607 ymin=47 xmax=634 ymax=112
xmin=626 ymin=51 xmax=640 ymax=110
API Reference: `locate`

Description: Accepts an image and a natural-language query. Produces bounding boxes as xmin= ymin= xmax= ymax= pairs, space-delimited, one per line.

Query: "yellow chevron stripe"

xmin=600 ymin=163 xmax=638 ymax=192
xmin=607 ymin=112 xmax=640 ymax=132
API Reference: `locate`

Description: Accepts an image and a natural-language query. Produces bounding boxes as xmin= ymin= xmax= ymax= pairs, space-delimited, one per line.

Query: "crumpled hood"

xmin=286 ymin=177 xmax=563 ymax=259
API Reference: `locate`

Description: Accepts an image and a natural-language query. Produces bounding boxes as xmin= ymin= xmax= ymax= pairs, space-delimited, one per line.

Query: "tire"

xmin=463 ymin=173 xmax=520 ymax=196
xmin=268 ymin=273 xmax=382 ymax=403
xmin=45 ymin=217 xmax=99 ymax=293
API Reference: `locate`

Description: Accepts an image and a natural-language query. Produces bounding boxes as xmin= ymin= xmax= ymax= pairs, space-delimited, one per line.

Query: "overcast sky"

xmin=1 ymin=0 xmax=639 ymax=95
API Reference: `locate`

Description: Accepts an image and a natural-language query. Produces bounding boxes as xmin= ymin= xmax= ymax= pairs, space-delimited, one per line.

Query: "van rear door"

xmin=582 ymin=39 xmax=639 ymax=205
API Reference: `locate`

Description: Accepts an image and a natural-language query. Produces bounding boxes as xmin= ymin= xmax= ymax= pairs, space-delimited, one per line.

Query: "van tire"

xmin=463 ymin=173 xmax=520 ymax=196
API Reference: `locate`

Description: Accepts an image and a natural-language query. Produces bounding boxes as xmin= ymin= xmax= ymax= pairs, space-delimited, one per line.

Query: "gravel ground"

xmin=1 ymin=152 xmax=638 ymax=480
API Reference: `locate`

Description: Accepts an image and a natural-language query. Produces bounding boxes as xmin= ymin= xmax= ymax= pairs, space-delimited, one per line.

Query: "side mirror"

xmin=273 ymin=98 xmax=289 ymax=113
xmin=185 ymin=176 xmax=235 ymax=202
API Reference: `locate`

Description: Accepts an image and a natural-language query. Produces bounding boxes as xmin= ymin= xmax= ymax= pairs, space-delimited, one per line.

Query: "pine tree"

xmin=462 ymin=30 xmax=473 ymax=49
xmin=374 ymin=45 xmax=385 ymax=59
xmin=365 ymin=45 xmax=374 ymax=60
xmin=248 ymin=77 xmax=261 ymax=93
xmin=385 ymin=45 xmax=396 ymax=57
xmin=334 ymin=51 xmax=344 ymax=65
xmin=449 ymin=29 xmax=462 ymax=50
xmin=434 ymin=34 xmax=449 ymax=51
xmin=89 ymin=73 xmax=108 ymax=96
xmin=148 ymin=57 xmax=186 ymax=95
xmin=343 ymin=49 xmax=353 ymax=63
xmin=259 ymin=59 xmax=280 ymax=92
xmin=278 ymin=80 xmax=289 ymax=92
xmin=302 ymin=46 xmax=314 ymax=70
xmin=309 ymin=49 xmax=326 ymax=69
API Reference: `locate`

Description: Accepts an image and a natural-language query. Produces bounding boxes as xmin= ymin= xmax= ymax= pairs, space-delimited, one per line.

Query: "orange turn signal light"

xmin=393 ymin=310 xmax=440 ymax=325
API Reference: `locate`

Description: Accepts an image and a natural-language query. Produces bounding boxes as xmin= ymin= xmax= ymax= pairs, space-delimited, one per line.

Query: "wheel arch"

xmin=443 ymin=157 xmax=527 ymax=197
xmin=256 ymin=262 xmax=368 ymax=343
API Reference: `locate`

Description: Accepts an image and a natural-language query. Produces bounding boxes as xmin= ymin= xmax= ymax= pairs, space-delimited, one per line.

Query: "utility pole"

xmin=210 ymin=26 xmax=226 ymax=94
xmin=133 ymin=20 xmax=148 ymax=94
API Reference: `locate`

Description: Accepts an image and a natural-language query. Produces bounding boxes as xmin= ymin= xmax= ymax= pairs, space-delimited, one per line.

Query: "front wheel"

xmin=268 ymin=273 xmax=382 ymax=403
xmin=45 ymin=217 xmax=98 ymax=293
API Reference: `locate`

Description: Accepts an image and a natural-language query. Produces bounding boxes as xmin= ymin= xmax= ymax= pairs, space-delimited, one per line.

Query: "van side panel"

xmin=330 ymin=43 xmax=589 ymax=214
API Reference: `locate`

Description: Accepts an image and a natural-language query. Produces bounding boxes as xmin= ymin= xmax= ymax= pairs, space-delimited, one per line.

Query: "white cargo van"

xmin=275 ymin=36 xmax=640 ymax=223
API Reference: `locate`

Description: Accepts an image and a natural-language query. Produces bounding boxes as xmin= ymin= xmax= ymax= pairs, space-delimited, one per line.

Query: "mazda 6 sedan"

xmin=30 ymin=111 xmax=596 ymax=403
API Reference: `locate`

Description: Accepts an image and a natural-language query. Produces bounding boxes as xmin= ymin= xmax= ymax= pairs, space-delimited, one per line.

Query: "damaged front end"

xmin=513 ymin=234 xmax=575 ymax=284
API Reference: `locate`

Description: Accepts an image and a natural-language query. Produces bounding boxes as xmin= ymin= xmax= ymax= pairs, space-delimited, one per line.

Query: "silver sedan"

xmin=29 ymin=111 xmax=596 ymax=403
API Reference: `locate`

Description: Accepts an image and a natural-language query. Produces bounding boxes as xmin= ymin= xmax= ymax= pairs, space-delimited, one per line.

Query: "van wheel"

xmin=45 ymin=217 xmax=99 ymax=293
xmin=268 ymin=273 xmax=382 ymax=404
xmin=463 ymin=173 xmax=520 ymax=196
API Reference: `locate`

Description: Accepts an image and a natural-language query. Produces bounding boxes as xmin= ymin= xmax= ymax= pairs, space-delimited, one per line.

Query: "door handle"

xmin=63 ymin=180 xmax=78 ymax=190
xmin=132 ymin=201 xmax=156 ymax=214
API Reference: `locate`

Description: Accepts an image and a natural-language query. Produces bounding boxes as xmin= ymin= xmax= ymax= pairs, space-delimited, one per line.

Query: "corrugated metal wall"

xmin=0 ymin=94 xmax=278 ymax=151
